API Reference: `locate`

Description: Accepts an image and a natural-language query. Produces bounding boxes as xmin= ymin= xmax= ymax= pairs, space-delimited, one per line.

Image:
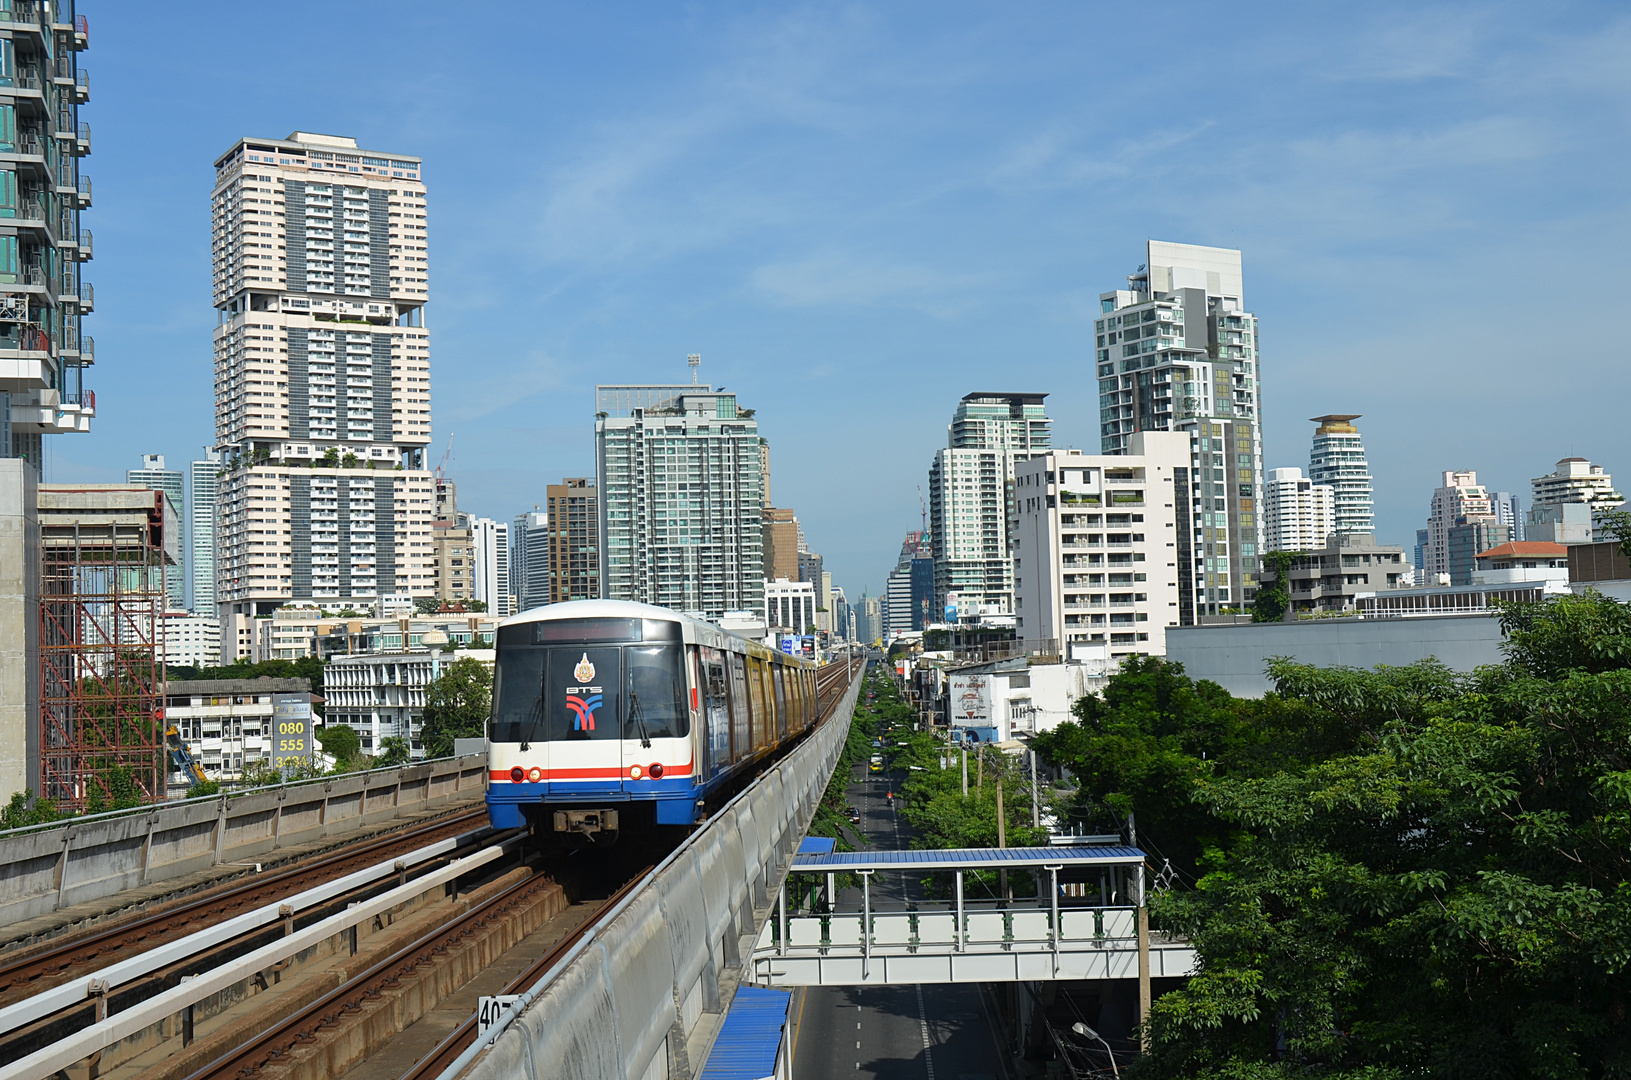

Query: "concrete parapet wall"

xmin=460 ymin=665 xmax=865 ymax=1080
xmin=0 ymin=754 xmax=488 ymax=926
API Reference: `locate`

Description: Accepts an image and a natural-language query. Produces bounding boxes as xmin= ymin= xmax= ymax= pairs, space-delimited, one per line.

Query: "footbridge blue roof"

xmin=790 ymin=845 xmax=1146 ymax=872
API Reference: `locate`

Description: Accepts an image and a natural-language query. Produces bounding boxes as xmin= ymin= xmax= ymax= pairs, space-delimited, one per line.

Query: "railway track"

xmin=0 ymin=806 xmax=489 ymax=1015
xmin=175 ymin=860 xmax=602 ymax=1080
xmin=389 ymin=870 xmax=650 ymax=1080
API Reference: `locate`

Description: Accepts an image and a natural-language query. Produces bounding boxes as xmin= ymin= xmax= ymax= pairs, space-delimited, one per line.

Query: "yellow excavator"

xmin=165 ymin=725 xmax=208 ymax=785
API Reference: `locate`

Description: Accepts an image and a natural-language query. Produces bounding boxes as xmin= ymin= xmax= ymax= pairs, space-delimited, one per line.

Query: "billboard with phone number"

xmin=271 ymin=693 xmax=313 ymax=768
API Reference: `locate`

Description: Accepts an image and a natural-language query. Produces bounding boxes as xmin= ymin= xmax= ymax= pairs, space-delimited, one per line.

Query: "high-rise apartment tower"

xmin=511 ymin=509 xmax=549 ymax=613
xmin=470 ymin=517 xmax=509 ymax=617
xmin=0 ymin=5 xmax=94 ymax=471
xmin=1097 ymin=241 xmax=1264 ymax=617
xmin=126 ymin=455 xmax=186 ymax=610
xmin=596 ymin=385 xmax=763 ymax=617
xmin=1263 ymin=467 xmax=1335 ymax=553
xmin=1308 ymin=414 xmax=1375 ymax=534
xmin=1423 ymin=470 xmax=1492 ymax=579
xmin=546 ymin=478 xmax=598 ymax=604
xmin=209 ymin=132 xmax=435 ymax=657
xmin=927 ymin=392 xmax=1051 ymax=613
xmin=190 ymin=451 xmax=220 ymax=616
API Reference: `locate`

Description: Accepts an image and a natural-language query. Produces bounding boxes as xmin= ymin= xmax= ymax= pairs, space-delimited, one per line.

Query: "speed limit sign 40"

xmin=477 ymin=995 xmax=521 ymax=1035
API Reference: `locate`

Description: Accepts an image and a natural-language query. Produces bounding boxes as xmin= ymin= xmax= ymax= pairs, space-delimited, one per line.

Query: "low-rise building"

xmin=163 ymin=677 xmax=318 ymax=783
xmin=1259 ymin=532 xmax=1411 ymax=616
xmin=255 ymin=606 xmax=500 ymax=661
xmin=1011 ymin=432 xmax=1194 ymax=657
xmin=323 ymin=649 xmax=495 ymax=759
xmin=1470 ymin=541 xmax=1568 ymax=587
xmin=944 ymin=656 xmax=1108 ymax=742
xmin=1355 ymin=578 xmax=1569 ymax=618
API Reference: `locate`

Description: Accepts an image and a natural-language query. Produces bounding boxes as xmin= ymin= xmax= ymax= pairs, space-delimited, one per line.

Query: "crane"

xmin=435 ymin=433 xmax=455 ymax=481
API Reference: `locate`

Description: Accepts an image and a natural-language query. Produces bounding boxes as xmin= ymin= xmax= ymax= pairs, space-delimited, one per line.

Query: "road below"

xmin=791 ymin=982 xmax=1006 ymax=1080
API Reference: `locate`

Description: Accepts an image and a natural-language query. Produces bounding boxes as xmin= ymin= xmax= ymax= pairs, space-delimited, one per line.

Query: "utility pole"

xmin=996 ymin=780 xmax=1009 ymax=900
xmin=1030 ymin=748 xmax=1040 ymax=830
xmin=961 ymin=745 xmax=968 ymax=797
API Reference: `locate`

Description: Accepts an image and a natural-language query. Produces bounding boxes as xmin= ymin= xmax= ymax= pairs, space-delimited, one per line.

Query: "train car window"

xmin=489 ymin=648 xmax=546 ymax=744
xmin=625 ymin=645 xmax=689 ymax=741
xmin=728 ymin=652 xmax=751 ymax=761
xmin=746 ymin=656 xmax=768 ymax=752
xmin=642 ymin=619 xmax=683 ymax=642
xmin=701 ymin=647 xmax=730 ymax=776
xmin=772 ymin=665 xmax=788 ymax=739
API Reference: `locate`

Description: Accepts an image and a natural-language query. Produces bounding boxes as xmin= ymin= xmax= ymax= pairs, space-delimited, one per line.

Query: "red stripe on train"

xmin=489 ymin=764 xmax=693 ymax=782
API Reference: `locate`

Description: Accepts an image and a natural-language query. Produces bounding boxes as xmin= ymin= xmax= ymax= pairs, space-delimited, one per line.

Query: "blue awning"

xmin=797 ymin=836 xmax=837 ymax=855
xmin=789 ymin=845 xmax=1146 ymax=872
xmin=698 ymin=986 xmax=791 ymax=1080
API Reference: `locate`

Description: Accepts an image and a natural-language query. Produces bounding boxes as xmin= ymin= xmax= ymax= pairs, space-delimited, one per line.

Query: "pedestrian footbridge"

xmin=750 ymin=845 xmax=1197 ymax=987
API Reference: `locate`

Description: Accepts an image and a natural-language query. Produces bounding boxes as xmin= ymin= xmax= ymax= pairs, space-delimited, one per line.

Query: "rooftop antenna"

xmin=688 ymin=353 xmax=701 ymax=385
xmin=918 ymin=485 xmax=928 ymax=537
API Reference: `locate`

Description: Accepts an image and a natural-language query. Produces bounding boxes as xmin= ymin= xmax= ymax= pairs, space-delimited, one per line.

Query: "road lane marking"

xmin=916 ymin=984 xmax=936 ymax=1080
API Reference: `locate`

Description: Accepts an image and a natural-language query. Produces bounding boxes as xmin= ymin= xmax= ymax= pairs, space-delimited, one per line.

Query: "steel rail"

xmin=0 ymin=841 xmax=517 ymax=1080
xmin=393 ymin=869 xmax=654 ymax=1080
xmin=0 ymin=806 xmax=488 ymax=1007
xmin=0 ymin=816 xmax=498 ymax=1039
xmin=179 ymin=860 xmax=575 ymax=1080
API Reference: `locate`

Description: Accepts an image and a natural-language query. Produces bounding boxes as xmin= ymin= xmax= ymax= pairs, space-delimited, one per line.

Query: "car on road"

xmin=869 ymin=754 xmax=883 ymax=774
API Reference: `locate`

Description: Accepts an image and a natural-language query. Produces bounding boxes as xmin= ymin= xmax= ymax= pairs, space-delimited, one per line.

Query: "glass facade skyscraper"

xmin=126 ymin=455 xmax=186 ymax=610
xmin=595 ymin=386 xmax=763 ymax=618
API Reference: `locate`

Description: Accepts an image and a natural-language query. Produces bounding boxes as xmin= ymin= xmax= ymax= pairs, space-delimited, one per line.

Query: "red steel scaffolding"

xmin=38 ymin=487 xmax=172 ymax=812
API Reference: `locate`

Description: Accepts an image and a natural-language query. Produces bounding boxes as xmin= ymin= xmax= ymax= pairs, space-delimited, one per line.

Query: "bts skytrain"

xmin=485 ymin=600 xmax=820 ymax=837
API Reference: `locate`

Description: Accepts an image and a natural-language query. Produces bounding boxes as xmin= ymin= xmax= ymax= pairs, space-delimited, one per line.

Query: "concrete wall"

xmin=0 ymin=754 xmax=487 ymax=925
xmin=0 ymin=459 xmax=39 ymax=804
xmin=1165 ymin=615 xmax=1508 ymax=697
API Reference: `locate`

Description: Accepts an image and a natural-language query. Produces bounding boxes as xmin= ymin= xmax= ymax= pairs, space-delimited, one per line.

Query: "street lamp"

xmin=1071 ymin=1022 xmax=1118 ymax=1078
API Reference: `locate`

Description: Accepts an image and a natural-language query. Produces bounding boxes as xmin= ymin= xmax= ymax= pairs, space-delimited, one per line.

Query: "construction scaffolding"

xmin=38 ymin=486 xmax=177 ymax=812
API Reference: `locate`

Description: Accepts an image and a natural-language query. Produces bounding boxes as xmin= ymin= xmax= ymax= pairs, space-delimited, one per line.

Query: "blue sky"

xmin=54 ymin=2 xmax=1631 ymax=598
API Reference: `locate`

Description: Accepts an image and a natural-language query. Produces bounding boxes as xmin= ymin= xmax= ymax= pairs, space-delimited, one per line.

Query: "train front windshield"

xmin=491 ymin=621 xmax=689 ymax=744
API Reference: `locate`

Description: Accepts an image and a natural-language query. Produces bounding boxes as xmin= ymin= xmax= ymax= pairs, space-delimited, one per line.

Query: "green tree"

xmin=420 ymin=656 xmax=492 ymax=758
xmin=1137 ymin=594 xmax=1631 ymax=1078
xmin=0 ymin=790 xmax=63 ymax=830
xmin=186 ymin=778 xmax=221 ymax=799
xmin=316 ymin=724 xmax=363 ymax=771
xmin=376 ymin=736 xmax=411 ymax=767
xmin=1251 ymin=550 xmax=1296 ymax=622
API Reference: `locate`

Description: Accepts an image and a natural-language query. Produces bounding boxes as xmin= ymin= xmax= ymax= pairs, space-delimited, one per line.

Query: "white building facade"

xmin=1010 ymin=432 xmax=1193 ymax=659
xmin=470 ymin=516 xmax=510 ymax=617
xmin=1263 ymin=467 xmax=1336 ymax=553
xmin=1307 ymin=414 xmax=1375 ymax=534
xmin=323 ymin=649 xmax=494 ymax=759
xmin=1096 ymin=241 xmax=1264 ymax=618
xmin=765 ymin=577 xmax=817 ymax=634
xmin=164 ymin=611 xmax=222 ymax=668
xmin=927 ymin=393 xmax=1051 ymax=614
xmin=210 ymin=132 xmax=437 ymax=659
xmin=1531 ymin=457 xmax=1623 ymax=540
xmin=511 ymin=509 xmax=548 ymax=613
xmin=190 ymin=451 xmax=221 ymax=616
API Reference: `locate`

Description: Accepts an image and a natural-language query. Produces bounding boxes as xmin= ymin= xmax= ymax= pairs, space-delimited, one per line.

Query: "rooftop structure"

xmin=1308 ymin=415 xmax=1375 ymax=534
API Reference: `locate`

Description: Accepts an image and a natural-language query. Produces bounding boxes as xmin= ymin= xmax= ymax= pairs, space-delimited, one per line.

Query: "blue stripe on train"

xmin=486 ymin=775 xmax=701 ymax=828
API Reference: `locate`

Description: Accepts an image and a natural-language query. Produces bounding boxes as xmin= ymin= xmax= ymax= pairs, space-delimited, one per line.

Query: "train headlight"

xmin=650 ymin=762 xmax=664 ymax=778
xmin=629 ymin=765 xmax=643 ymax=780
xmin=527 ymin=767 xmax=543 ymax=783
xmin=510 ymin=767 xmax=524 ymax=783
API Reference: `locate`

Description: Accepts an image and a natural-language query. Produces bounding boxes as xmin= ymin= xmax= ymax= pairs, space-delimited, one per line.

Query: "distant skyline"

xmin=54 ymin=2 xmax=1631 ymax=598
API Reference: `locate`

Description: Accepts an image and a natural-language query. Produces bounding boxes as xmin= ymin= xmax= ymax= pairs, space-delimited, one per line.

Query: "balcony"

xmin=76 ymin=123 xmax=89 ymax=156
xmin=77 ymin=281 xmax=92 ymax=311
xmin=73 ymin=70 xmax=88 ymax=103
xmin=72 ymin=229 xmax=91 ymax=260
xmin=76 ymin=176 xmax=90 ymax=208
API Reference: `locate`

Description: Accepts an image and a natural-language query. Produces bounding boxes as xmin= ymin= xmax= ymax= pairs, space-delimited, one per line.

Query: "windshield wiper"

xmin=628 ymin=687 xmax=653 ymax=749
xmin=519 ymin=695 xmax=543 ymax=751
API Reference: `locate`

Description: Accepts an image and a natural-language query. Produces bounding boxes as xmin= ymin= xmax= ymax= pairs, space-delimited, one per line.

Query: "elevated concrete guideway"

xmin=751 ymin=846 xmax=1197 ymax=987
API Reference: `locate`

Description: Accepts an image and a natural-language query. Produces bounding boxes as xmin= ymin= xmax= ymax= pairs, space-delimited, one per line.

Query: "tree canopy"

xmin=420 ymin=657 xmax=492 ymax=758
xmin=1040 ymin=590 xmax=1631 ymax=1078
